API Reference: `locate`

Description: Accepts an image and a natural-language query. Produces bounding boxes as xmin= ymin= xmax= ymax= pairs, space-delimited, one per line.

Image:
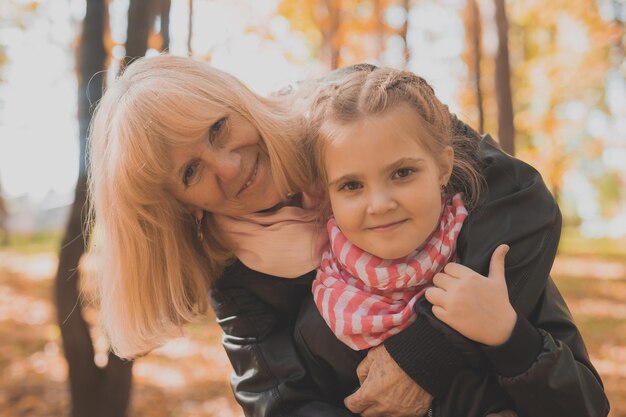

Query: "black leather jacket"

xmin=210 ymin=136 xmax=609 ymax=417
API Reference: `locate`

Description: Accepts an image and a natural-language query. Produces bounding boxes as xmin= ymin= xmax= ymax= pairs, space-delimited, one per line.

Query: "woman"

xmin=88 ymin=54 xmax=309 ymax=356
xmin=88 ymin=55 xmax=608 ymax=417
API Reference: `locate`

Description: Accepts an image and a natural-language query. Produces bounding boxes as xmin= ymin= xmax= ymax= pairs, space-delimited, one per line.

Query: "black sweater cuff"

xmin=482 ymin=313 xmax=543 ymax=377
xmin=383 ymin=314 xmax=466 ymax=398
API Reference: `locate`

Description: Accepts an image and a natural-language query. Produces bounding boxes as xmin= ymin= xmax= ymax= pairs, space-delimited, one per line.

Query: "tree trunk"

xmin=188 ymin=0 xmax=193 ymax=56
xmin=56 ymin=180 xmax=134 ymax=417
xmin=160 ymin=0 xmax=171 ymax=52
xmin=400 ymin=0 xmax=411 ymax=67
xmin=124 ymin=0 xmax=152 ymax=67
xmin=373 ymin=0 xmax=385 ymax=62
xmin=611 ymin=1 xmax=624 ymax=71
xmin=468 ymin=0 xmax=484 ymax=133
xmin=0 ymin=182 xmax=8 ymax=246
xmin=55 ymin=1 xmax=134 ymax=416
xmin=319 ymin=0 xmax=341 ymax=70
xmin=494 ymin=0 xmax=515 ymax=154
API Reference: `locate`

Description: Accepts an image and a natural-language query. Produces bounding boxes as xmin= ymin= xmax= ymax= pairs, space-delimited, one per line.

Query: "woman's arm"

xmin=424 ymin=247 xmax=609 ymax=417
xmin=210 ymin=261 xmax=357 ymax=417
xmin=482 ymin=278 xmax=609 ymax=417
xmin=445 ymin=135 xmax=608 ymax=415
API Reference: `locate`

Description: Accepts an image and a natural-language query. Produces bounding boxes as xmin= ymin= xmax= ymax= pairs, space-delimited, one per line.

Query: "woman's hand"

xmin=424 ymin=244 xmax=516 ymax=346
xmin=344 ymin=345 xmax=432 ymax=417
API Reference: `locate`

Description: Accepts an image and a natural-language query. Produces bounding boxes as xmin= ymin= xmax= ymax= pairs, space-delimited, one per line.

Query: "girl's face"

xmin=324 ymin=104 xmax=453 ymax=259
xmin=167 ymin=108 xmax=283 ymax=217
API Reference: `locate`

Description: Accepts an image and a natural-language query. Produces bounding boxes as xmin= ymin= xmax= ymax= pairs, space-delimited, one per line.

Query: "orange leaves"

xmin=277 ymin=0 xmax=407 ymax=69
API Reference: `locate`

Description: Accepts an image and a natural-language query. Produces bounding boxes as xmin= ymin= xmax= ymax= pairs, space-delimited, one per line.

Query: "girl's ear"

xmin=439 ymin=146 xmax=454 ymax=186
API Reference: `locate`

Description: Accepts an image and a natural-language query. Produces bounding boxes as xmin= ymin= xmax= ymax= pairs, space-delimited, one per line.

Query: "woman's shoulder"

xmin=478 ymin=135 xmax=550 ymax=201
xmin=213 ymin=260 xmax=316 ymax=314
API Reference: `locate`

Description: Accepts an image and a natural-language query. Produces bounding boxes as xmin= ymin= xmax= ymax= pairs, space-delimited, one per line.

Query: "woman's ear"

xmin=439 ymin=146 xmax=454 ymax=186
xmin=193 ymin=208 xmax=204 ymax=222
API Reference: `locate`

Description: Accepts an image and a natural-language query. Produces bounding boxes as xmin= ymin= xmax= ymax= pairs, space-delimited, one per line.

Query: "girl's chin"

xmin=365 ymin=246 xmax=413 ymax=260
xmin=366 ymin=236 xmax=427 ymax=259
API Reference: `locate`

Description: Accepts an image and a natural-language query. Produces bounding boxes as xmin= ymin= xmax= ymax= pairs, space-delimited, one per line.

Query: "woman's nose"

xmin=207 ymin=150 xmax=242 ymax=184
xmin=366 ymin=190 xmax=398 ymax=215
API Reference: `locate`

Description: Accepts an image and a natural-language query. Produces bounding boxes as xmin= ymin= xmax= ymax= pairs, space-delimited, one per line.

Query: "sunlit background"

xmin=0 ymin=0 xmax=625 ymax=416
xmin=1 ymin=0 xmax=624 ymax=238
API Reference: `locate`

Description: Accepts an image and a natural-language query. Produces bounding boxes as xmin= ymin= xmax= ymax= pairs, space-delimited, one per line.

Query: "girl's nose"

xmin=366 ymin=190 xmax=398 ymax=215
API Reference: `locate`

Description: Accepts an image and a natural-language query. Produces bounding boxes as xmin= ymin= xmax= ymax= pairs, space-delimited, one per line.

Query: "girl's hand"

xmin=424 ymin=244 xmax=516 ymax=346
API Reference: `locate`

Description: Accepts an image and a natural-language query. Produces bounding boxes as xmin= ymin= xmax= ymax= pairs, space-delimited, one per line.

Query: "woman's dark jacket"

xmin=210 ymin=133 xmax=609 ymax=417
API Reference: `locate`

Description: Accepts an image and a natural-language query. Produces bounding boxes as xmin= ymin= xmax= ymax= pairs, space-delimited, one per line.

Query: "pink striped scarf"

xmin=312 ymin=193 xmax=468 ymax=350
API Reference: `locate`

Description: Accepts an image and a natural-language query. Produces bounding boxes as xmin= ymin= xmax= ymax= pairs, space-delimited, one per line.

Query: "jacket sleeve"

xmin=210 ymin=261 xmax=357 ymax=417
xmin=482 ymin=278 xmax=610 ymax=417
xmin=383 ymin=133 xmax=562 ymax=398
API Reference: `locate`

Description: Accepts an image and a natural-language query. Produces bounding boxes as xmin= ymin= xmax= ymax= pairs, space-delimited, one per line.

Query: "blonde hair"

xmin=305 ymin=68 xmax=484 ymax=218
xmin=87 ymin=55 xmax=309 ymax=358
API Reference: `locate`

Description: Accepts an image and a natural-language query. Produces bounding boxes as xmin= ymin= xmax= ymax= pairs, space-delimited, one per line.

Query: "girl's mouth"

xmin=367 ymin=219 xmax=408 ymax=232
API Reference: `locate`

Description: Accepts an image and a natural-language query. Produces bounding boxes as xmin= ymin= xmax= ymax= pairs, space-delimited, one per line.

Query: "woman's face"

xmin=167 ymin=108 xmax=283 ymax=217
xmin=324 ymin=104 xmax=453 ymax=259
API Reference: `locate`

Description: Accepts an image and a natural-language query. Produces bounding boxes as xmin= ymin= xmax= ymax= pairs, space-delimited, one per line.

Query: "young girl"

xmin=298 ymin=67 xmax=606 ymax=417
xmin=308 ymin=68 xmax=514 ymax=352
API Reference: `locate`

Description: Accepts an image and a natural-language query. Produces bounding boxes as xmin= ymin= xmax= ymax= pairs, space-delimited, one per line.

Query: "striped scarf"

xmin=312 ymin=193 xmax=468 ymax=350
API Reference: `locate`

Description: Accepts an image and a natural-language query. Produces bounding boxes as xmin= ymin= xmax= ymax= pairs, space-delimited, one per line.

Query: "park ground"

xmin=0 ymin=232 xmax=625 ymax=417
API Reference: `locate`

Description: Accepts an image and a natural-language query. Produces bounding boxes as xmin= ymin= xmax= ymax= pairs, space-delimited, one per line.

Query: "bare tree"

xmin=494 ymin=0 xmax=515 ymax=154
xmin=400 ymin=0 xmax=411 ymax=67
xmin=123 ymin=0 xmax=152 ymax=68
xmin=467 ymin=0 xmax=484 ymax=133
xmin=0 ymin=179 xmax=8 ymax=246
xmin=318 ymin=0 xmax=342 ymax=70
xmin=373 ymin=0 xmax=385 ymax=61
xmin=54 ymin=0 xmax=133 ymax=416
xmin=160 ymin=0 xmax=171 ymax=52
xmin=188 ymin=0 xmax=193 ymax=56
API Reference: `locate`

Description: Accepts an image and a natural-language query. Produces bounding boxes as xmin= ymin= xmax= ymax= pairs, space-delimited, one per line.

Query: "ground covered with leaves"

xmin=0 ymin=251 xmax=242 ymax=417
xmin=0 ymin=247 xmax=624 ymax=417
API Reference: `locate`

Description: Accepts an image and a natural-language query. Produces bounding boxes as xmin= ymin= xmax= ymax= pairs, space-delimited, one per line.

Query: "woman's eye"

xmin=393 ymin=168 xmax=415 ymax=179
xmin=183 ymin=162 xmax=199 ymax=187
xmin=209 ymin=117 xmax=227 ymax=141
xmin=339 ymin=181 xmax=362 ymax=191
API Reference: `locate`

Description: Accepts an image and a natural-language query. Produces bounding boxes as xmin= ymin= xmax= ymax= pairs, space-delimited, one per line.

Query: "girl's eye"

xmin=393 ymin=168 xmax=415 ymax=179
xmin=338 ymin=181 xmax=362 ymax=191
xmin=209 ymin=117 xmax=227 ymax=141
xmin=183 ymin=162 xmax=199 ymax=187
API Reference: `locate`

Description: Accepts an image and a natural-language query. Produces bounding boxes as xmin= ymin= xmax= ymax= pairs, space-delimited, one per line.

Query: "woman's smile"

xmin=237 ymin=154 xmax=259 ymax=196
